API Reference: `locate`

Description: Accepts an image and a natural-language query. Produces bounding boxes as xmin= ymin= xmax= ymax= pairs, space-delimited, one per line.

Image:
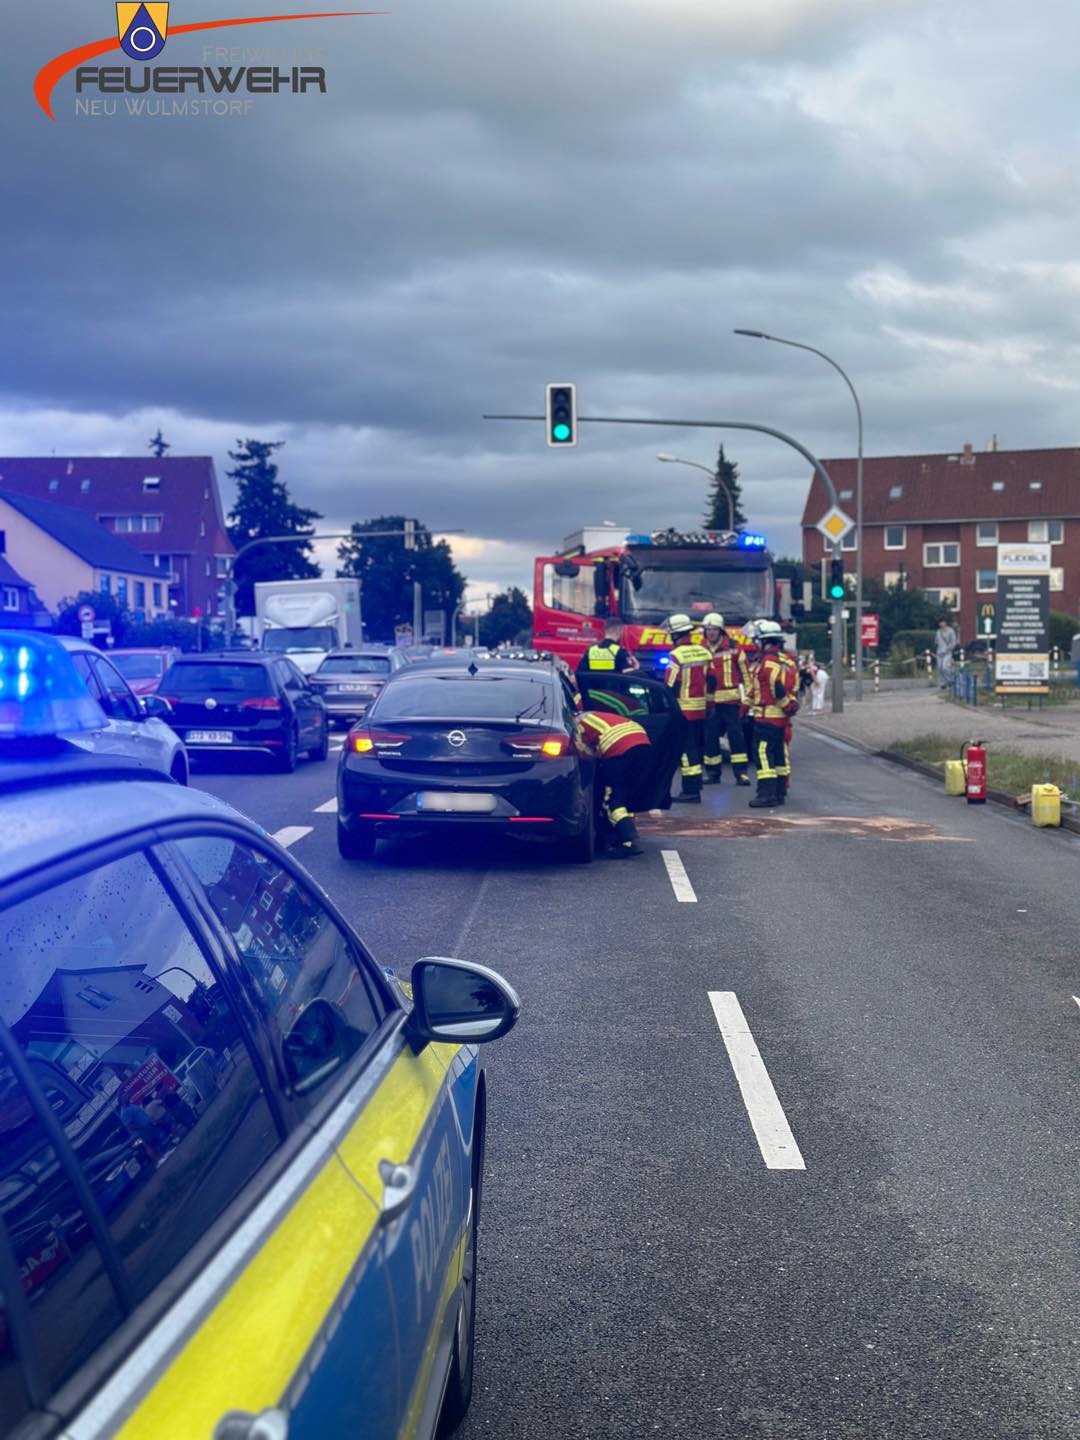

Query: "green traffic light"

xmin=829 ymin=585 xmax=845 ymax=600
xmin=552 ymin=423 xmax=571 ymax=442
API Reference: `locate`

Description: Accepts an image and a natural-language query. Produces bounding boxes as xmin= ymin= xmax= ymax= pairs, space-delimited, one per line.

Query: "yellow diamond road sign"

xmin=816 ymin=506 xmax=855 ymax=543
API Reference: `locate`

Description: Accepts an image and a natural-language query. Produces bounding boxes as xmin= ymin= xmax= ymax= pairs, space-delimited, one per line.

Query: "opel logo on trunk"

xmin=205 ymin=697 xmax=218 ymax=710
xmin=448 ymin=730 xmax=466 ymax=747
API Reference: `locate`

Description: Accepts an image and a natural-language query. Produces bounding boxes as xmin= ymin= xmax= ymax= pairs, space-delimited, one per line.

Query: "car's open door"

xmin=576 ymin=672 xmax=685 ymax=811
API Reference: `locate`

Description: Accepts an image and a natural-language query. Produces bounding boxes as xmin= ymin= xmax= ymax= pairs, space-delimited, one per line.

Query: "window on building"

xmin=177 ymin=837 xmax=389 ymax=1114
xmin=134 ymin=580 xmax=146 ymax=608
xmin=216 ymin=556 xmax=231 ymax=577
xmin=80 ymin=479 xmax=91 ymax=492
xmin=200 ymin=521 xmax=206 ymax=538
xmin=884 ymin=525 xmax=906 ymax=550
xmin=205 ymin=560 xmax=211 ymax=577
xmin=1050 ymin=567 xmax=1065 ymax=592
xmin=924 ymin=588 xmax=960 ymax=610
xmin=2 ymin=586 xmax=20 ymax=611
xmin=888 ymin=485 xmax=903 ymax=499
xmin=117 ymin=577 xmax=128 ymax=605
xmin=48 ymin=478 xmax=59 ymax=492
xmin=924 ymin=543 xmax=960 ymax=566
xmin=1028 ymin=520 xmax=1063 ymax=544
xmin=883 ymin=570 xmax=903 ymax=588
xmin=976 ymin=569 xmax=997 ymax=593
xmin=991 ymin=480 xmax=1005 ymax=492
xmin=839 ymin=489 xmax=853 ymax=501
xmin=841 ymin=531 xmax=857 ymax=551
xmin=146 ymin=515 xmax=162 ymax=533
xmin=2 ymin=848 xmax=280 ymax=1332
xmin=976 ymin=522 xmax=998 ymax=546
xmin=100 ymin=573 xmax=112 ymax=595
xmin=152 ymin=581 xmax=163 ymax=607
xmin=143 ymin=476 xmax=161 ymax=492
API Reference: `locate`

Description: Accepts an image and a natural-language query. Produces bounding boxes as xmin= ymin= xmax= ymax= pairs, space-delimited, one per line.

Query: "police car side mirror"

xmin=405 ymin=958 xmax=521 ymax=1047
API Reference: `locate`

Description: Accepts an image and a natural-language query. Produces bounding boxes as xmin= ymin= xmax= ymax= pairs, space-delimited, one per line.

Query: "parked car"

xmin=158 ymin=654 xmax=328 ymax=771
xmin=53 ymin=636 xmax=189 ymax=784
xmin=110 ymin=647 xmax=181 ymax=696
xmin=309 ymin=647 xmax=408 ymax=726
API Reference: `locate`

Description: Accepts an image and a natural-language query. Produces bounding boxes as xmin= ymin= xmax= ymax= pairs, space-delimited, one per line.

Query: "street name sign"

xmin=995 ymin=544 xmax=1050 ymax=694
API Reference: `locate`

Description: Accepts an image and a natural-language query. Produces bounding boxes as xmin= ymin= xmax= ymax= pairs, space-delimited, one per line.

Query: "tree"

xmin=478 ymin=588 xmax=533 ymax=648
xmin=54 ymin=592 xmax=221 ymax=652
xmin=225 ymin=440 xmax=322 ymax=615
xmin=703 ymin=445 xmax=747 ymax=531
xmin=337 ymin=516 xmax=466 ymax=641
xmin=860 ymin=577 xmax=951 ymax=652
xmin=149 ymin=429 xmax=171 ymax=459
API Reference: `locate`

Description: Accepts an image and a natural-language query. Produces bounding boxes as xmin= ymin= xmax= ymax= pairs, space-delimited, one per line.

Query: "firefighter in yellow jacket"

xmin=576 ymin=707 xmax=651 ymax=857
xmin=665 ymin=613 xmax=713 ymax=803
xmin=745 ymin=620 xmax=799 ymax=808
xmin=701 ymin=612 xmax=752 ymax=786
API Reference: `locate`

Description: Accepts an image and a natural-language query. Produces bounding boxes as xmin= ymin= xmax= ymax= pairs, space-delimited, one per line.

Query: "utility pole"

xmin=413 ymin=581 xmax=423 ymax=642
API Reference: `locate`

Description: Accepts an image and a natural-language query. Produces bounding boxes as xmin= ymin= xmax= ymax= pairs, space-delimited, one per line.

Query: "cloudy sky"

xmin=3 ymin=0 xmax=1079 ymax=608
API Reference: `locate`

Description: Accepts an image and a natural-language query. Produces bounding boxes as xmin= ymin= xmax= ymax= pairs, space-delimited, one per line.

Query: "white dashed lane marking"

xmin=661 ymin=850 xmax=697 ymax=902
xmin=314 ymin=797 xmax=338 ymax=813
xmin=272 ymin=826 xmax=314 ymax=849
xmin=708 ymin=991 xmax=806 ymax=1172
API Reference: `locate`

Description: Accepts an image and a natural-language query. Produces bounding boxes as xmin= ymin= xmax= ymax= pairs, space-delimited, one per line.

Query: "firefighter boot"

xmin=609 ymin=815 xmax=644 ymax=856
xmin=749 ymin=777 xmax=780 ymax=809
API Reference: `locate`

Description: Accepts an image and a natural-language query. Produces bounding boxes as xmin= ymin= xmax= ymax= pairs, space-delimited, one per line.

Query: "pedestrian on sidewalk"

xmin=811 ymin=662 xmax=829 ymax=713
xmin=936 ymin=617 xmax=958 ymax=689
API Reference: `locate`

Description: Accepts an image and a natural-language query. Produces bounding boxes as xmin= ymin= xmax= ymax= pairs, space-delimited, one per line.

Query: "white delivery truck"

xmin=254 ymin=578 xmax=363 ymax=674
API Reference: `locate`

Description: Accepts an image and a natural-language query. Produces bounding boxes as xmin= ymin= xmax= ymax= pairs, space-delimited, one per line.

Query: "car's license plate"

xmin=416 ymin=792 xmax=497 ymax=813
xmin=336 ymin=684 xmax=370 ymax=693
xmin=187 ymin=730 xmax=234 ymax=743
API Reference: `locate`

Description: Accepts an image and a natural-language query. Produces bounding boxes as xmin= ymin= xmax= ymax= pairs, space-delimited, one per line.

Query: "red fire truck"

xmin=532 ymin=525 xmax=795 ymax=676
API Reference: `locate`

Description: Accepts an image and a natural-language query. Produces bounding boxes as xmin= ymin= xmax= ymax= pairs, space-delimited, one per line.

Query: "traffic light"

xmin=828 ymin=556 xmax=845 ymax=601
xmin=546 ymin=383 xmax=577 ymax=447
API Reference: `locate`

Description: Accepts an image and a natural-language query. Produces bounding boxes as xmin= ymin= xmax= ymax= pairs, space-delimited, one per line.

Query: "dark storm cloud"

xmin=2 ymin=0 xmax=1079 ymax=574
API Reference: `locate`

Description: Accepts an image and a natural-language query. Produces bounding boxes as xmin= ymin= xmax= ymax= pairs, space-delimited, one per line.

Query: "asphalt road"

xmin=189 ymin=728 xmax=1080 ymax=1440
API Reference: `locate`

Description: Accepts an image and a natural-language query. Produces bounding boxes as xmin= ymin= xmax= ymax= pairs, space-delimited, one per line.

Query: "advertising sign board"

xmin=995 ymin=544 xmax=1050 ymax=694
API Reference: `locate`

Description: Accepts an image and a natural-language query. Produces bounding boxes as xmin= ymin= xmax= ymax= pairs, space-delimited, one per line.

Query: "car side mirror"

xmin=141 ymin=694 xmax=173 ymax=719
xmin=405 ymin=958 xmax=520 ymax=1047
xmin=283 ymin=998 xmax=359 ymax=1094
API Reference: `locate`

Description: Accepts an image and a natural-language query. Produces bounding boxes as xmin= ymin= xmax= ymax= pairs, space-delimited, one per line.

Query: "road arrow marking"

xmin=708 ymin=991 xmax=806 ymax=1171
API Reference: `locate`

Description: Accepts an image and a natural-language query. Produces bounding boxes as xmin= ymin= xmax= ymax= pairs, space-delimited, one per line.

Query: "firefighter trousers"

xmin=752 ymin=721 xmax=787 ymax=802
xmin=679 ymin=719 xmax=705 ymax=795
xmin=597 ymin=752 xmax=641 ymax=851
xmin=704 ymin=702 xmax=749 ymax=778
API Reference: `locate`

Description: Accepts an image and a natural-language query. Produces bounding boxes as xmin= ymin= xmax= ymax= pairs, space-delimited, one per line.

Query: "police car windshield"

xmin=372 ymin=675 xmax=552 ymax=724
xmin=621 ymin=567 xmax=773 ymax=624
xmin=164 ymin=663 xmax=272 ymax=696
xmin=317 ymin=655 xmax=390 ymax=675
xmin=112 ymin=654 xmax=165 ymax=680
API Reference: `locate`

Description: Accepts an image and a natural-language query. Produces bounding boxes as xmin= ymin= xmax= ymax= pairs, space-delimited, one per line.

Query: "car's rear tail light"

xmin=349 ymin=729 xmax=410 ymax=754
xmin=504 ymin=732 xmax=569 ymax=758
xmin=241 ymin=697 xmax=283 ymax=711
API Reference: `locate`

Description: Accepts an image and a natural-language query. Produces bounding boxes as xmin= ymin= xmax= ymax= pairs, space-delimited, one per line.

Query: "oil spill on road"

xmin=636 ymin=814 xmax=974 ymax=843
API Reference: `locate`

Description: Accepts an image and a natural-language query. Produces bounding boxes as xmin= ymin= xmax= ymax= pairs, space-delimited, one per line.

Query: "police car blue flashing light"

xmin=0 ymin=630 xmax=106 ymax=739
xmin=738 ymin=533 xmax=767 ymax=549
xmin=656 ymin=654 xmax=671 ymax=666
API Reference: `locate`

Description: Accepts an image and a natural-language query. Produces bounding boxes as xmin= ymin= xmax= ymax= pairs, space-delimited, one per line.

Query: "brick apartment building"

xmin=801 ymin=443 xmax=1080 ymax=638
xmin=0 ymin=457 xmax=234 ymax=620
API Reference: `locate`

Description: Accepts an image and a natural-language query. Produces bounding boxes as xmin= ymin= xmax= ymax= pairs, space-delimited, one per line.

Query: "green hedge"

xmin=1050 ymin=610 xmax=1079 ymax=657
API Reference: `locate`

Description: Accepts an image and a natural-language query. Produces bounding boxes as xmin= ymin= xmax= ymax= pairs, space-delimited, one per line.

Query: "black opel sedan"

xmin=336 ymin=660 xmax=596 ymax=861
xmin=160 ymin=655 xmax=328 ymax=771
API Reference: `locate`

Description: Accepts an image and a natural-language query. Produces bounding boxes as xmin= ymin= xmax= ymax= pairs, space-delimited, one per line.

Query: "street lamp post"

xmin=735 ymin=329 xmax=865 ymax=701
xmin=656 ymin=453 xmax=734 ymax=532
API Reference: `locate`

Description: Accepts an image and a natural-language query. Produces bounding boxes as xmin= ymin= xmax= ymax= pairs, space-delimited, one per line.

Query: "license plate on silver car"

xmin=187 ymin=730 xmax=234 ymax=743
xmin=416 ymin=792 xmax=497 ymax=813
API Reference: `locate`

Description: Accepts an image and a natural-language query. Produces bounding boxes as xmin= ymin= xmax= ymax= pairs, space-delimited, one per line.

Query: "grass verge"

xmin=889 ymin=733 xmax=1080 ymax=801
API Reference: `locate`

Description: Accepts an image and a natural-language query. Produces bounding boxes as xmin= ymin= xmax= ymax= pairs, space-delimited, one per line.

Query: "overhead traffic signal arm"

xmin=546 ymin=383 xmax=577 ymax=447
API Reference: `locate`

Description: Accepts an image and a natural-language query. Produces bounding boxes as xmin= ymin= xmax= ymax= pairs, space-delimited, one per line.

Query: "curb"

xmin=805 ymin=721 xmax=1080 ymax=835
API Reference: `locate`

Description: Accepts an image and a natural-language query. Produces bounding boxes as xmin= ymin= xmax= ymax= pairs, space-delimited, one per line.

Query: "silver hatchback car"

xmin=309 ymin=646 xmax=407 ymax=726
xmin=54 ymin=635 xmax=189 ymax=783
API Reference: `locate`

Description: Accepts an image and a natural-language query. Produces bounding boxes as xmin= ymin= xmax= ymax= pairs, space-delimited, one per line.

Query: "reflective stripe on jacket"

xmin=665 ymin=643 xmax=712 ymax=718
xmin=577 ymin=710 xmax=651 ymax=759
xmin=747 ymin=650 xmax=798 ymax=726
xmin=710 ymin=646 xmax=750 ymax=704
xmin=580 ymin=642 xmax=618 ymax=671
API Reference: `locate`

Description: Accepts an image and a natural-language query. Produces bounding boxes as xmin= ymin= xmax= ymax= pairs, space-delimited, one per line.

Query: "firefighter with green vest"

xmin=665 ymin=613 xmax=713 ymax=803
xmin=575 ymin=619 xmax=639 ymax=681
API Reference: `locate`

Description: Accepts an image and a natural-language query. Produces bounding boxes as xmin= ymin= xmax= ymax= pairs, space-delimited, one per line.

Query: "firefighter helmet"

xmin=666 ymin=613 xmax=692 ymax=635
xmin=703 ymin=612 xmax=724 ymax=628
xmin=755 ymin=619 xmax=784 ymax=645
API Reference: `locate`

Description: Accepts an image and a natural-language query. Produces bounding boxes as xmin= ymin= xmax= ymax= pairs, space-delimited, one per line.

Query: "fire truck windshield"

xmin=620 ymin=566 xmax=773 ymax=624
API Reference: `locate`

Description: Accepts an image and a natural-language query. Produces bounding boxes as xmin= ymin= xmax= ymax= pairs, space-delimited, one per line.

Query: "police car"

xmin=0 ymin=633 xmax=520 ymax=1440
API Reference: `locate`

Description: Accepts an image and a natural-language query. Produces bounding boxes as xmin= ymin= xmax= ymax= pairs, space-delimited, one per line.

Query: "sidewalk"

xmin=802 ymin=686 xmax=1080 ymax=766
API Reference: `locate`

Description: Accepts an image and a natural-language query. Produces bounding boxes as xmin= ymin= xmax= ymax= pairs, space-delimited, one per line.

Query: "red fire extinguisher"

xmin=964 ymin=739 xmax=987 ymax=804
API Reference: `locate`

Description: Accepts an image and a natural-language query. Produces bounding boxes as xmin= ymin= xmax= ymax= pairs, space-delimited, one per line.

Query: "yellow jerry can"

xmin=1031 ymin=784 xmax=1061 ymax=827
xmin=944 ymin=759 xmax=967 ymax=796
